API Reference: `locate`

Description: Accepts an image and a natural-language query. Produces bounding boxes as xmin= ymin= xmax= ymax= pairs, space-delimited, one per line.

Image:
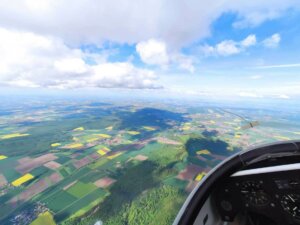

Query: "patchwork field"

xmin=1 ymin=100 xmax=300 ymax=225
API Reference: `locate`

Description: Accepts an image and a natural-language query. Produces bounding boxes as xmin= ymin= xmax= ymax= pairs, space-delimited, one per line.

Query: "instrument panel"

xmin=240 ymin=180 xmax=270 ymax=207
xmin=214 ymin=167 xmax=300 ymax=224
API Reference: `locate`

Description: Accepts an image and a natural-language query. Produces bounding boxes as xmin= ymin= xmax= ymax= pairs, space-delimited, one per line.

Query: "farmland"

xmin=30 ymin=211 xmax=56 ymax=225
xmin=1 ymin=98 xmax=300 ymax=225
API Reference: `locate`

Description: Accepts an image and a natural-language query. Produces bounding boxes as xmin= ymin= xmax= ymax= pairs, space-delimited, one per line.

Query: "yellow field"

xmin=182 ymin=126 xmax=191 ymax=131
xmin=196 ymin=150 xmax=211 ymax=155
xmin=103 ymin=146 xmax=110 ymax=151
xmin=274 ymin=136 xmax=290 ymax=141
xmin=97 ymin=150 xmax=107 ymax=155
xmin=87 ymin=138 xmax=99 ymax=142
xmin=51 ymin=143 xmax=61 ymax=147
xmin=30 ymin=211 xmax=56 ymax=225
xmin=73 ymin=127 xmax=84 ymax=131
xmin=107 ymin=152 xmax=123 ymax=159
xmin=181 ymin=123 xmax=191 ymax=131
xmin=65 ymin=143 xmax=84 ymax=149
xmin=127 ymin=131 xmax=140 ymax=135
xmin=234 ymin=135 xmax=241 ymax=139
xmin=227 ymin=146 xmax=235 ymax=151
xmin=209 ymin=120 xmax=215 ymax=124
xmin=105 ymin=126 xmax=113 ymax=131
xmin=0 ymin=155 xmax=7 ymax=160
xmin=143 ymin=126 xmax=156 ymax=131
xmin=195 ymin=172 xmax=206 ymax=181
xmin=72 ymin=137 xmax=79 ymax=142
xmin=224 ymin=122 xmax=235 ymax=125
xmin=12 ymin=173 xmax=34 ymax=187
xmin=1 ymin=133 xmax=29 ymax=139
xmin=97 ymin=147 xmax=110 ymax=155
xmin=96 ymin=134 xmax=111 ymax=138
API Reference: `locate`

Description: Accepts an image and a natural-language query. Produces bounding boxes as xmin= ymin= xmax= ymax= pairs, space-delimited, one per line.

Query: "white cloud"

xmin=263 ymin=33 xmax=281 ymax=48
xmin=216 ymin=40 xmax=241 ymax=56
xmin=172 ymin=54 xmax=195 ymax=73
xmin=277 ymin=94 xmax=290 ymax=99
xmin=233 ymin=10 xmax=281 ymax=28
xmin=54 ymin=58 xmax=88 ymax=74
xmin=0 ymin=28 xmax=160 ymax=89
xmin=200 ymin=34 xmax=256 ymax=56
xmin=0 ymin=1 xmax=298 ymax=48
xmin=136 ymin=39 xmax=169 ymax=66
xmin=238 ymin=91 xmax=262 ymax=98
xmin=241 ymin=34 xmax=257 ymax=47
xmin=254 ymin=63 xmax=300 ymax=69
xmin=0 ymin=1 xmax=298 ymax=91
xmin=166 ymin=84 xmax=299 ymax=99
xmin=7 ymin=79 xmax=40 ymax=88
xmin=90 ymin=62 xmax=160 ymax=89
xmin=136 ymin=39 xmax=195 ymax=72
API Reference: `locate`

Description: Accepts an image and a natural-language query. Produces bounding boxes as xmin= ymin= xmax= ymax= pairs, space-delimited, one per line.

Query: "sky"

xmin=0 ymin=0 xmax=300 ymax=101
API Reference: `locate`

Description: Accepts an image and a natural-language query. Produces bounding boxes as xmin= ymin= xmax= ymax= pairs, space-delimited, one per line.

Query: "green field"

xmin=2 ymin=168 xmax=21 ymax=183
xmin=57 ymin=188 xmax=108 ymax=222
xmin=30 ymin=211 xmax=56 ymax=225
xmin=163 ymin=177 xmax=188 ymax=189
xmin=43 ymin=191 xmax=77 ymax=213
xmin=66 ymin=181 xmax=97 ymax=198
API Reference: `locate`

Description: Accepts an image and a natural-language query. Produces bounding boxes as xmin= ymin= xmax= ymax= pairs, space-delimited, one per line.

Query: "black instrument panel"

xmin=214 ymin=168 xmax=300 ymax=225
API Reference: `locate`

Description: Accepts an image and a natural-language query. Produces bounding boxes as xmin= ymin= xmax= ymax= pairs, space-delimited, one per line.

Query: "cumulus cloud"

xmin=0 ymin=0 xmax=298 ymax=90
xmin=136 ymin=39 xmax=195 ymax=72
xmin=200 ymin=34 xmax=256 ymax=56
xmin=241 ymin=34 xmax=257 ymax=47
xmin=54 ymin=58 xmax=88 ymax=74
xmin=136 ymin=39 xmax=169 ymax=66
xmin=263 ymin=33 xmax=281 ymax=48
xmin=0 ymin=28 xmax=160 ymax=89
xmin=215 ymin=40 xmax=241 ymax=56
xmin=0 ymin=0 xmax=298 ymax=48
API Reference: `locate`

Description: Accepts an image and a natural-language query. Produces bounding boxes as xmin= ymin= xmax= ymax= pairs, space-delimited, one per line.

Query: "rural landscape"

xmin=0 ymin=98 xmax=300 ymax=225
xmin=1 ymin=0 xmax=300 ymax=225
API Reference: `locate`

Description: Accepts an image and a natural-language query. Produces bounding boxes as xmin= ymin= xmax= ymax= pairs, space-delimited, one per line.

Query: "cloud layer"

xmin=0 ymin=0 xmax=298 ymax=47
xmin=0 ymin=28 xmax=160 ymax=89
xmin=0 ymin=0 xmax=298 ymax=90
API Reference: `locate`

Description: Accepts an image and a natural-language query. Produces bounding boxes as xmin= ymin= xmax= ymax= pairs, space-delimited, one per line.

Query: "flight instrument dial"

xmin=240 ymin=181 xmax=270 ymax=206
xmin=281 ymin=194 xmax=300 ymax=219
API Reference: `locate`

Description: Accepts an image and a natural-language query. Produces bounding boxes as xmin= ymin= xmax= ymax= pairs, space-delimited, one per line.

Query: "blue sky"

xmin=0 ymin=0 xmax=300 ymax=101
